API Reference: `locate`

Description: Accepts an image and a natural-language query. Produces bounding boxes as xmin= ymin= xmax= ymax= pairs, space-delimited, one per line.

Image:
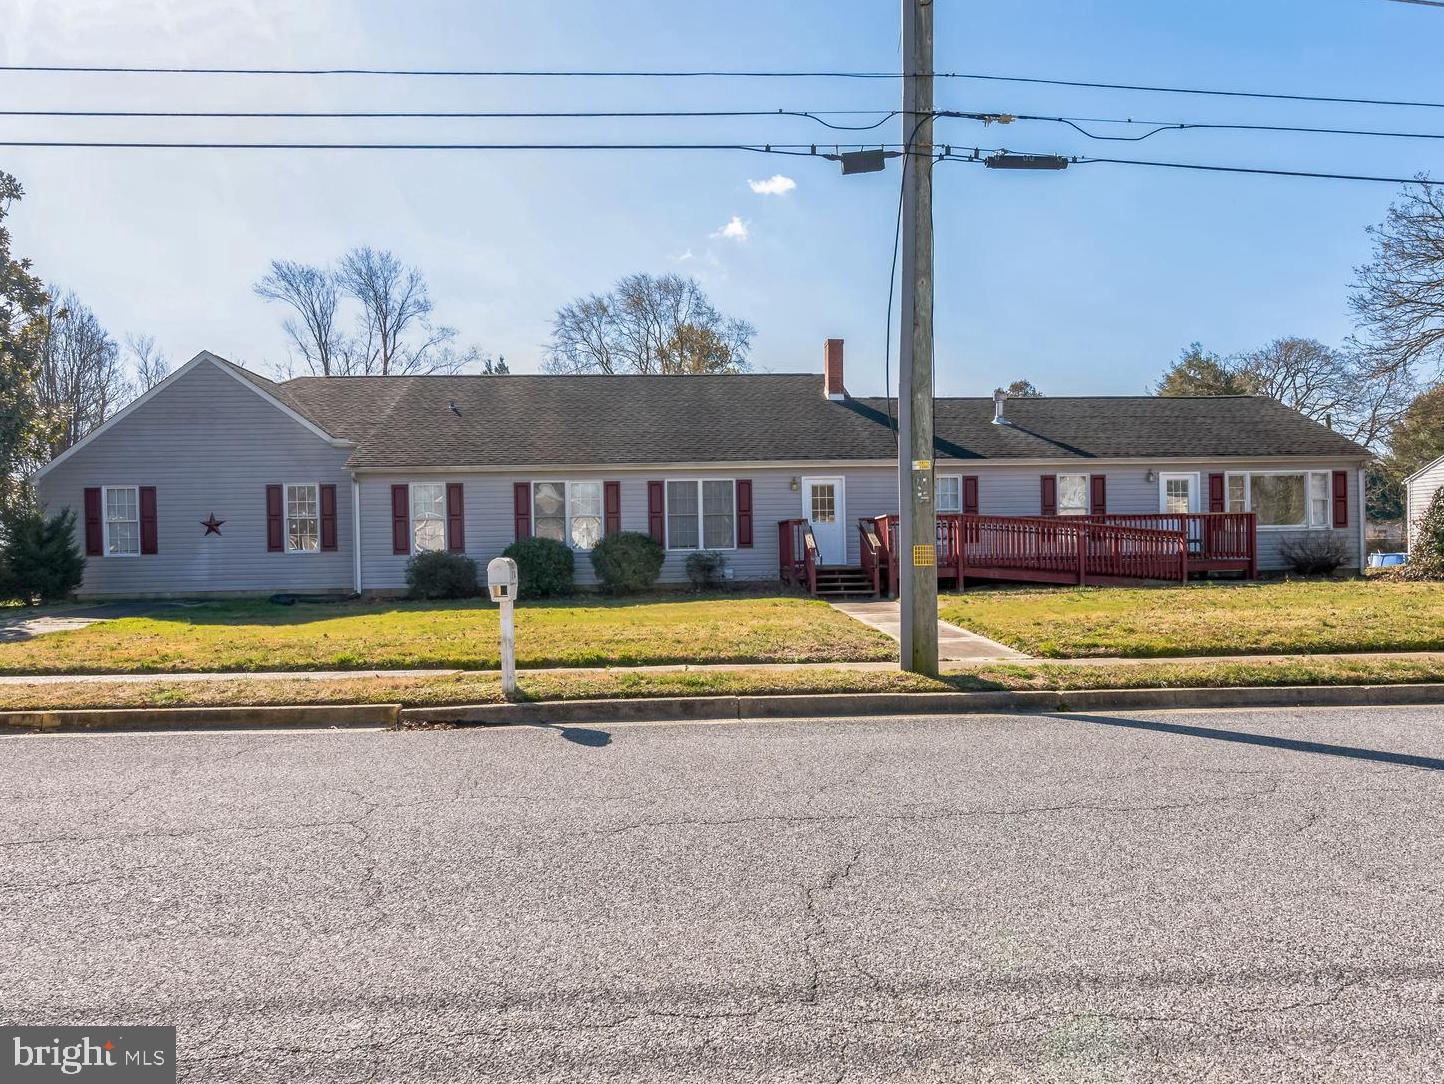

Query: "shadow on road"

xmin=544 ymin=724 xmax=613 ymax=748
xmin=1057 ymin=712 xmax=1444 ymax=773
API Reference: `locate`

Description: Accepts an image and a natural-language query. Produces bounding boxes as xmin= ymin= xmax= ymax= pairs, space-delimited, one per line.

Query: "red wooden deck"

xmin=850 ymin=512 xmax=1256 ymax=597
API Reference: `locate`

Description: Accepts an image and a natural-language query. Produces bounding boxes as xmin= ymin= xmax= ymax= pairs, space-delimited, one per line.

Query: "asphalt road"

xmin=4 ymin=706 xmax=1444 ymax=1083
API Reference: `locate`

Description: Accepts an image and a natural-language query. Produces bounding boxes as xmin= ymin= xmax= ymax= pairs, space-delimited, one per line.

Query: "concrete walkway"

xmin=826 ymin=599 xmax=1030 ymax=662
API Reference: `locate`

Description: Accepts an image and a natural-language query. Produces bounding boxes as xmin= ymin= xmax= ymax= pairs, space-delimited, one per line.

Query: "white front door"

xmin=802 ymin=477 xmax=847 ymax=566
xmin=1159 ymin=473 xmax=1200 ymax=514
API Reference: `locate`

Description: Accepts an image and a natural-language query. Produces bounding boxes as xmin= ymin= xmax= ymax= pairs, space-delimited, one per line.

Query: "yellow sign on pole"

xmin=913 ymin=543 xmax=936 ymax=567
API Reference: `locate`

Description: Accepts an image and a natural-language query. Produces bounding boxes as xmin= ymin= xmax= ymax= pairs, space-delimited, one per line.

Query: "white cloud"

xmin=748 ymin=174 xmax=797 ymax=196
xmin=673 ymin=248 xmax=696 ymax=262
xmin=711 ymin=216 xmax=750 ymax=242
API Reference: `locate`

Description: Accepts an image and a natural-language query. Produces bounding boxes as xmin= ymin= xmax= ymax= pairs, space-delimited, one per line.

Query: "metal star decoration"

xmin=201 ymin=514 xmax=224 ymax=536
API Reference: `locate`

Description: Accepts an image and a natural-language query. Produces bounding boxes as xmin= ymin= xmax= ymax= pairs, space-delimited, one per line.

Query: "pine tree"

xmin=0 ymin=501 xmax=85 ymax=603
xmin=1410 ymin=488 xmax=1444 ymax=580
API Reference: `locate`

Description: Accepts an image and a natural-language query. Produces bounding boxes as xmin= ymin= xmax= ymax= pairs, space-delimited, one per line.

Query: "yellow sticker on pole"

xmin=913 ymin=543 xmax=936 ymax=567
xmin=912 ymin=459 xmax=932 ymax=471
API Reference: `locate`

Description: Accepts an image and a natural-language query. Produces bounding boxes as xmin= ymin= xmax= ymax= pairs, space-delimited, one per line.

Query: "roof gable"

xmin=31 ymin=351 xmax=349 ymax=481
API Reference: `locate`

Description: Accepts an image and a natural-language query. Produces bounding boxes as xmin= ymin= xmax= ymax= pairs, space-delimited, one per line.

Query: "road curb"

xmin=400 ymin=682 xmax=1444 ymax=727
xmin=0 ymin=703 xmax=402 ymax=732
xmin=7 ymin=684 xmax=1444 ymax=734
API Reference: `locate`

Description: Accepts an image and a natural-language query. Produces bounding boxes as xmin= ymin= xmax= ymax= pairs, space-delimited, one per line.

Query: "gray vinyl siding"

xmin=1407 ymin=457 xmax=1444 ymax=551
xmin=34 ymin=359 xmax=355 ymax=598
xmin=357 ymin=458 xmax=1364 ymax=591
xmin=359 ymin=468 xmax=886 ymax=591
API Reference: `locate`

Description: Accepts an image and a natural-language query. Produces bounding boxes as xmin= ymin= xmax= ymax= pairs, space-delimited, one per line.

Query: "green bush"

xmin=685 ymin=549 xmax=728 ymax=590
xmin=404 ymin=551 xmax=479 ymax=600
xmin=1403 ymin=488 xmax=1444 ymax=580
xmin=590 ymin=531 xmax=665 ymax=594
xmin=1 ymin=504 xmax=85 ymax=604
xmin=503 ymin=536 xmax=575 ymax=598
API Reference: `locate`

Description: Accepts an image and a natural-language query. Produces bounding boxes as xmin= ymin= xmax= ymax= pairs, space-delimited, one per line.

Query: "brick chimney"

xmin=823 ymin=338 xmax=846 ymax=400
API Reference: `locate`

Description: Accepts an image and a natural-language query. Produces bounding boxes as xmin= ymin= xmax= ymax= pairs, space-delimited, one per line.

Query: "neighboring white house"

xmin=1406 ymin=453 xmax=1444 ymax=551
xmin=31 ymin=342 xmax=1372 ymax=599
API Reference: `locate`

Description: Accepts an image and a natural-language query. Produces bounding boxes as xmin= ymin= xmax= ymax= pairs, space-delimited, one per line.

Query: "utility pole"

xmin=897 ymin=0 xmax=938 ymax=676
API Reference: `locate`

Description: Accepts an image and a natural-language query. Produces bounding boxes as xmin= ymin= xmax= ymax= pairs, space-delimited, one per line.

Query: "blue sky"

xmin=3 ymin=0 xmax=1442 ymax=396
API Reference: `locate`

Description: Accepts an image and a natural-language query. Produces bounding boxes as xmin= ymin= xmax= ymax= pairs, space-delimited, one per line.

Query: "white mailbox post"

xmin=487 ymin=557 xmax=519 ymax=696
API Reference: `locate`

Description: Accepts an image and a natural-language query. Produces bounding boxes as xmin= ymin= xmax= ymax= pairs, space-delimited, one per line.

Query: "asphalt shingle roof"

xmin=237 ymin=367 xmax=1368 ymax=467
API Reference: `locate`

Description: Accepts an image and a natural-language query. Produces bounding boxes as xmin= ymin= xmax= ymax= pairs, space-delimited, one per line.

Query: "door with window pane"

xmin=802 ymin=477 xmax=846 ymax=566
xmin=1158 ymin=473 xmax=1201 ymax=552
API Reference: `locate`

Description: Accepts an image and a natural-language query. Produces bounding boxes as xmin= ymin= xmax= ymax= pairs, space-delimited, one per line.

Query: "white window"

xmin=103 ymin=485 xmax=140 ymax=556
xmin=1057 ymin=474 xmax=1089 ymax=516
xmin=286 ymin=483 xmax=320 ymax=552
xmin=531 ymin=481 xmax=605 ymax=551
xmin=570 ymin=481 xmax=603 ymax=550
xmin=936 ymin=475 xmax=961 ymax=513
xmin=1310 ymin=471 xmax=1332 ymax=528
xmin=1227 ymin=474 xmax=1248 ymax=514
xmin=666 ymin=479 xmax=735 ymax=550
xmin=411 ymin=483 xmax=446 ymax=553
xmin=1225 ymin=472 xmax=1332 ymax=529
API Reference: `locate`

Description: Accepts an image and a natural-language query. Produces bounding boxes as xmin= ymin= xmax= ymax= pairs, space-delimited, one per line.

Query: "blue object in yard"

xmin=1369 ymin=552 xmax=1408 ymax=568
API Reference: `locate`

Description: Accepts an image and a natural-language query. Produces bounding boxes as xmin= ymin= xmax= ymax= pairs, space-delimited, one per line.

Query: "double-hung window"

xmin=411 ymin=483 xmax=446 ymax=553
xmin=532 ymin=481 xmax=605 ymax=550
xmin=1057 ymin=473 xmax=1090 ymax=516
xmin=935 ymin=475 xmax=961 ymax=514
xmin=103 ymin=486 xmax=140 ymax=556
xmin=666 ymin=479 xmax=735 ymax=550
xmin=286 ymin=483 xmax=320 ymax=552
xmin=1225 ymin=471 xmax=1332 ymax=529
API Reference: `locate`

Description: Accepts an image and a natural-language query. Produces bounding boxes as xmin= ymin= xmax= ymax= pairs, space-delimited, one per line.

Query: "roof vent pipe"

xmin=448 ymin=400 xmax=461 ymax=417
xmin=992 ymin=388 xmax=1010 ymax=425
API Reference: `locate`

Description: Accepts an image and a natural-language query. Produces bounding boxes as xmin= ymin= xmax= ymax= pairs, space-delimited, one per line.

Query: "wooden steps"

xmin=812 ymin=566 xmax=876 ymax=598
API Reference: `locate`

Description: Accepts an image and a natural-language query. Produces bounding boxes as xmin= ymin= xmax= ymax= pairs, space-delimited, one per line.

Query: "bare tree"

xmin=36 ymin=290 xmax=128 ymax=458
xmin=1237 ymin=337 xmax=1411 ymax=447
xmin=1350 ymin=179 xmax=1444 ymax=383
xmin=545 ymin=272 xmax=754 ymax=375
xmin=253 ymin=260 xmax=345 ymax=376
xmin=125 ymin=333 xmax=170 ymax=392
xmin=336 ymin=246 xmax=462 ymax=376
xmin=1004 ymin=379 xmax=1042 ymax=398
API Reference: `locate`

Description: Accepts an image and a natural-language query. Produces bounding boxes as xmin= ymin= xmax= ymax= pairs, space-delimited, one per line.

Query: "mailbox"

xmin=487 ymin=557 xmax=518 ymax=602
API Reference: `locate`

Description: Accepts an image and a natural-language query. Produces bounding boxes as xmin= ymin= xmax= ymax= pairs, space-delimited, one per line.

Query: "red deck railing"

xmin=859 ymin=511 xmax=1255 ymax=595
xmin=778 ymin=518 xmax=818 ymax=596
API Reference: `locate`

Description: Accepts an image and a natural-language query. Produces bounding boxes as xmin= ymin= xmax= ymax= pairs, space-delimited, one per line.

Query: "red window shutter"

xmin=1208 ymin=472 xmax=1226 ymax=513
xmin=391 ymin=484 xmax=410 ymax=555
xmin=319 ymin=484 xmax=338 ymax=551
xmin=604 ymin=481 xmax=621 ymax=537
xmin=1332 ymin=470 xmax=1349 ymax=528
xmin=962 ymin=475 xmax=979 ymax=515
xmin=83 ymin=487 xmax=103 ymax=556
xmin=446 ymin=482 xmax=465 ymax=552
xmin=513 ymin=482 xmax=531 ymax=540
xmin=736 ymin=480 xmax=753 ymax=547
xmin=265 ymin=484 xmax=284 ymax=552
xmin=1040 ymin=475 xmax=1057 ymax=516
xmin=139 ymin=486 xmax=158 ymax=554
xmin=1090 ymin=475 xmax=1107 ymax=517
xmin=647 ymin=481 xmax=666 ymax=544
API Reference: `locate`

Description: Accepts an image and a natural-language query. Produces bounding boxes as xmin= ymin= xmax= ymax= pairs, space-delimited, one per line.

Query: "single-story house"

xmin=1406 ymin=453 xmax=1444 ymax=551
xmin=32 ymin=341 xmax=1370 ymax=598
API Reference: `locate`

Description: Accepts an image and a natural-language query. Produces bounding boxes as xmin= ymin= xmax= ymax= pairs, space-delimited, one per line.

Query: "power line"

xmin=0 ymin=139 xmax=891 ymax=152
xmin=0 ymin=106 xmax=901 ymax=132
xmin=945 ymin=111 xmax=1444 ymax=143
xmin=4 ymin=62 xmax=1444 ymax=110
xmin=942 ymin=150 xmax=1439 ymax=185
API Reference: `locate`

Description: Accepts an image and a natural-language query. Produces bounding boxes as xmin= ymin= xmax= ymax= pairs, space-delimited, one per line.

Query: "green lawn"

xmin=5 ymin=655 xmax=1444 ymax=714
xmin=0 ymin=594 xmax=895 ymax=675
xmin=940 ymin=580 xmax=1444 ymax=659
